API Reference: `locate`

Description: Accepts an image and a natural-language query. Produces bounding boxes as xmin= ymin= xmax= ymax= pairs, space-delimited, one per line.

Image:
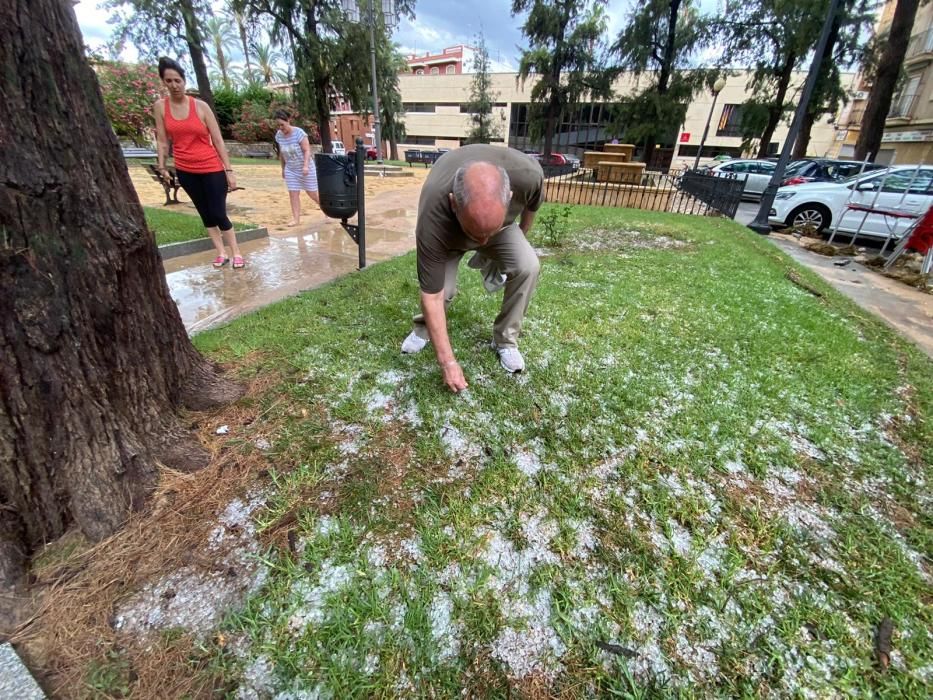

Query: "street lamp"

xmin=693 ymin=77 xmax=727 ymax=171
xmin=342 ymin=0 xmax=398 ymax=162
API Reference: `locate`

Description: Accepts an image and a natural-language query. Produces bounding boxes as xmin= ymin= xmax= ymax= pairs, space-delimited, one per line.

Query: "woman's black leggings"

xmin=176 ymin=169 xmax=233 ymax=230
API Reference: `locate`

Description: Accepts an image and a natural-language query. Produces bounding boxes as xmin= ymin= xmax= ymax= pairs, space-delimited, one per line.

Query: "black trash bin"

xmin=315 ymin=153 xmax=358 ymax=219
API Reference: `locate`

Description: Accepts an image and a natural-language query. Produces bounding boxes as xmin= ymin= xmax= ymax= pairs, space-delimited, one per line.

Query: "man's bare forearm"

xmin=420 ymin=290 xmax=455 ymax=364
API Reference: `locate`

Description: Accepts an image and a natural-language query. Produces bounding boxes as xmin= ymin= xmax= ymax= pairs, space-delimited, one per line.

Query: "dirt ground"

xmin=129 ymin=162 xmax=430 ymax=233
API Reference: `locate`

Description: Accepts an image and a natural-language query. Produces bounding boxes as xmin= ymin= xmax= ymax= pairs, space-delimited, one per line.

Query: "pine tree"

xmin=464 ymin=33 xmax=500 ymax=144
xmin=512 ymin=0 xmax=616 ymax=157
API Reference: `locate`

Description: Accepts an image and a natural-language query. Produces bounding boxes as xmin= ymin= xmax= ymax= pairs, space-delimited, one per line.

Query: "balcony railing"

xmin=888 ymin=93 xmax=918 ymax=119
xmin=842 ymin=108 xmax=865 ymax=126
xmin=906 ymin=28 xmax=933 ymax=58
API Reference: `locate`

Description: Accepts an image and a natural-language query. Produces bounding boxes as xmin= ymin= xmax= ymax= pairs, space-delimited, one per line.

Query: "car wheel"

xmin=787 ymin=203 xmax=831 ymax=232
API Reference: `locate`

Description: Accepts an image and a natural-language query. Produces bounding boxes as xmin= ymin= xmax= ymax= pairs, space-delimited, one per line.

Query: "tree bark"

xmin=793 ymin=111 xmax=816 ymax=159
xmin=179 ymin=0 xmax=215 ymax=113
xmin=642 ymin=0 xmax=681 ymax=170
xmin=0 ymin=0 xmax=242 ymax=585
xmin=793 ymin=9 xmax=843 ymax=160
xmin=235 ymin=12 xmax=255 ymax=83
xmin=855 ymin=0 xmax=921 ymax=161
xmin=757 ymin=51 xmax=797 ymax=159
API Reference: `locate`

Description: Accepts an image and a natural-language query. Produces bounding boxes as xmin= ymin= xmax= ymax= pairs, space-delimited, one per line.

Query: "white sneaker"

xmin=492 ymin=343 xmax=525 ymax=373
xmin=401 ymin=331 xmax=429 ymax=354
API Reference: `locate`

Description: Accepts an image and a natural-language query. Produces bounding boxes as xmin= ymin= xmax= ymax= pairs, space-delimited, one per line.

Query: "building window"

xmin=403 ymin=103 xmax=435 ymax=113
xmin=430 ymin=67 xmax=439 ymax=75
xmin=446 ymin=65 xmax=456 ymax=74
xmin=415 ymin=69 xmax=424 ymax=76
xmin=404 ymin=136 xmax=436 ymax=145
xmin=716 ymin=104 xmax=744 ymax=137
xmin=890 ymin=74 xmax=921 ymax=118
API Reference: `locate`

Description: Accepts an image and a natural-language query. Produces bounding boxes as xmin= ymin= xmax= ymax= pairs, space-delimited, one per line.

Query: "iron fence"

xmin=540 ymin=165 xmax=744 ymax=218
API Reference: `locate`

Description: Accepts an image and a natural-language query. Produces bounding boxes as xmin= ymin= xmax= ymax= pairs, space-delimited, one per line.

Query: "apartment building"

xmin=403 ymin=45 xmax=474 ymax=76
xmin=395 ymin=70 xmax=853 ymax=165
xmin=879 ymin=0 xmax=933 ymax=164
xmin=834 ymin=0 xmax=933 ymax=165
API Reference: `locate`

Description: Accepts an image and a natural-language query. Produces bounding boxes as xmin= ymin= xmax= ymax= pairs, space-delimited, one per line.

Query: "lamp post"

xmin=693 ymin=77 xmax=727 ymax=171
xmin=342 ymin=0 xmax=398 ymax=162
xmin=748 ymin=0 xmax=842 ymax=235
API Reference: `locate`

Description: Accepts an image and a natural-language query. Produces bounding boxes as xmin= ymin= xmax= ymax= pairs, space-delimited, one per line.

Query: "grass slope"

xmin=145 ymin=207 xmax=252 ymax=247
xmin=173 ymin=206 xmax=928 ymax=697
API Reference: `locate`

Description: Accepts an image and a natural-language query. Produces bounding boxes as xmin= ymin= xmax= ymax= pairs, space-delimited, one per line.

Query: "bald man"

xmin=400 ymin=144 xmax=544 ymax=393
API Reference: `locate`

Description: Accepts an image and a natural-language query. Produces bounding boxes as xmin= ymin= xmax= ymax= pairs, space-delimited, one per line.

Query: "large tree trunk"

xmin=855 ymin=0 xmax=921 ymax=161
xmin=179 ymin=0 xmax=215 ymax=113
xmin=793 ymin=9 xmax=843 ymax=160
xmin=235 ymin=12 xmax=255 ymax=82
xmin=793 ymin=111 xmax=816 ymax=159
xmin=643 ymin=0 xmax=682 ymax=170
xmin=757 ymin=51 xmax=797 ymax=159
xmin=0 ymin=0 xmax=242 ymax=586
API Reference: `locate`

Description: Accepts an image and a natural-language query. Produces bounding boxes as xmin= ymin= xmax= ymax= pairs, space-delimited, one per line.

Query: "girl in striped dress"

xmin=274 ymin=110 xmax=319 ymax=226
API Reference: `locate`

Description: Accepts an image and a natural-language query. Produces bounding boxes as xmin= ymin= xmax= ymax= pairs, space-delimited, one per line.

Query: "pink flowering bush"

xmin=96 ymin=61 xmax=163 ymax=146
xmin=231 ymin=100 xmax=320 ymax=144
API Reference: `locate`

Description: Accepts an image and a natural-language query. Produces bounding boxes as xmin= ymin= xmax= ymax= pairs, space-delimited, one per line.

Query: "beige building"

xmin=834 ymin=0 xmax=933 ymax=165
xmin=395 ymin=70 xmax=854 ymax=166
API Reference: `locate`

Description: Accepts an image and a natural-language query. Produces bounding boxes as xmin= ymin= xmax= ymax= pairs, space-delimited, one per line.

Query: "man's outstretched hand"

xmin=441 ymin=361 xmax=468 ymax=393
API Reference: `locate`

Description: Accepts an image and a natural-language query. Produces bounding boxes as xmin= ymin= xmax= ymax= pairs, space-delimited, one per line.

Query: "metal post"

xmin=748 ymin=0 xmax=843 ymax=235
xmin=355 ymin=137 xmax=366 ymax=268
xmin=367 ymin=0 xmax=383 ymax=162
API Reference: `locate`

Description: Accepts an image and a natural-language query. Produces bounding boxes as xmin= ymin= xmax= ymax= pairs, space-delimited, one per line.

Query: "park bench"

xmin=122 ymin=145 xmax=158 ymax=158
xmin=404 ymin=150 xmax=444 ymax=167
xmin=145 ymin=164 xmax=181 ymax=205
xmin=243 ymin=148 xmax=274 ymax=159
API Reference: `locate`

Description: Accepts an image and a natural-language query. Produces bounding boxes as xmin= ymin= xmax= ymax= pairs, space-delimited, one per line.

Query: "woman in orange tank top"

xmin=153 ymin=57 xmax=245 ymax=269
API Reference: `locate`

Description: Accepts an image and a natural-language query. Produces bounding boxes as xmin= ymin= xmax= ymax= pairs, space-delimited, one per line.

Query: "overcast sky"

xmin=73 ymin=0 xmax=730 ymax=71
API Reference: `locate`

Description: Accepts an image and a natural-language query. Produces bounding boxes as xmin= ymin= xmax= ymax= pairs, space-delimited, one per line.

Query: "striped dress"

xmin=275 ymin=126 xmax=318 ymax=192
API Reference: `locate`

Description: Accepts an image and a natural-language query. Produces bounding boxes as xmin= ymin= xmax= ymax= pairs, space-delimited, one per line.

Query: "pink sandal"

xmin=212 ymin=256 xmax=228 ymax=268
xmin=232 ymin=256 xmax=246 ymax=269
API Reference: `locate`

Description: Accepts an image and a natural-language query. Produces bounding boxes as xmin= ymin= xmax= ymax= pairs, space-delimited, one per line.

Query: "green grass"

xmin=145 ymin=207 xmax=253 ymax=246
xmin=175 ymin=206 xmax=933 ymax=696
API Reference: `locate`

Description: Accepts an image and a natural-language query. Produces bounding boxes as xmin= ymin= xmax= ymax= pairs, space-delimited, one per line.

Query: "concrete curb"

xmin=0 ymin=643 xmax=45 ymax=699
xmin=158 ymin=227 xmax=269 ymax=260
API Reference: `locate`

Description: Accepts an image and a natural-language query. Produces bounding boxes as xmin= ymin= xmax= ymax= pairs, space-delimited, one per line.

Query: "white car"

xmin=331 ymin=140 xmax=347 ymax=155
xmin=705 ymin=159 xmax=777 ymax=199
xmin=768 ymin=165 xmax=933 ymax=240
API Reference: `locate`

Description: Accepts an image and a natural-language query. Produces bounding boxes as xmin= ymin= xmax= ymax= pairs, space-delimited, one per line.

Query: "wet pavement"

xmin=768 ymin=234 xmax=933 ymax=359
xmin=165 ymin=190 xmax=420 ymax=333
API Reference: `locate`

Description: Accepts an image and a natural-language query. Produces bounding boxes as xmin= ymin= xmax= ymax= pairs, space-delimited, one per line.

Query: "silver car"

xmin=706 ymin=159 xmax=777 ymax=199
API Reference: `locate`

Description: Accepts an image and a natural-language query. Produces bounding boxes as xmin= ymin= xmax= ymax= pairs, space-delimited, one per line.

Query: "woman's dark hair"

xmin=273 ymin=109 xmax=291 ymax=122
xmin=158 ymin=57 xmax=185 ymax=79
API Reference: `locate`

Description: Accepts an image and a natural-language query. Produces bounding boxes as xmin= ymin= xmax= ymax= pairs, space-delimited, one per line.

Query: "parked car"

xmin=768 ymin=165 xmax=933 ymax=239
xmin=348 ymin=145 xmax=378 ymax=160
xmin=536 ymin=152 xmax=581 ymax=170
xmin=705 ymin=159 xmax=777 ymax=199
xmin=781 ymin=158 xmax=886 ymax=186
xmin=331 ymin=140 xmax=347 ymax=156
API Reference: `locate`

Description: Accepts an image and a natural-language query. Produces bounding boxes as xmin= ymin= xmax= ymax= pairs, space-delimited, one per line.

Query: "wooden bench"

xmin=145 ymin=164 xmax=181 ymax=205
xmin=243 ymin=148 xmax=273 ymax=159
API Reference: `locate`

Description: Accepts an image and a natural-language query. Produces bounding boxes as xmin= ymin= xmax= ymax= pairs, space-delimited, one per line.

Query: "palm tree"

xmin=204 ymin=16 xmax=237 ymax=88
xmin=254 ymin=41 xmax=287 ymax=84
xmin=227 ymin=7 xmax=255 ymax=83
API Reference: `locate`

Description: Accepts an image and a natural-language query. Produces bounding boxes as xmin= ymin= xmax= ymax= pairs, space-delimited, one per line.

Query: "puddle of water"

xmin=165 ymin=222 xmax=416 ymax=333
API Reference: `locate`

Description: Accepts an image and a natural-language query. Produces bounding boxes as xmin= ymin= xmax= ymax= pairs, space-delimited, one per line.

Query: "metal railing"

xmin=906 ymin=28 xmax=933 ymax=58
xmin=540 ymin=166 xmax=745 ymax=219
xmin=888 ymin=93 xmax=918 ymax=119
